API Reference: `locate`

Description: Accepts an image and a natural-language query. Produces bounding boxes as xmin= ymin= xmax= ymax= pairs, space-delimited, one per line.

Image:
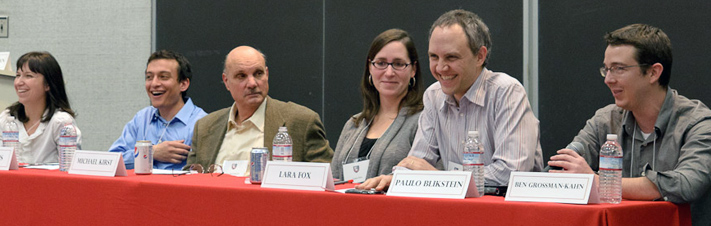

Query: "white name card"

xmin=0 ymin=147 xmax=18 ymax=170
xmin=505 ymin=172 xmax=596 ymax=204
xmin=387 ymin=170 xmax=479 ymax=199
xmin=261 ymin=161 xmax=334 ymax=191
xmin=68 ymin=150 xmax=127 ymax=177
xmin=446 ymin=161 xmax=463 ymax=171
xmin=0 ymin=52 xmax=10 ymax=72
xmin=222 ymin=160 xmax=249 ymax=176
xmin=342 ymin=159 xmax=369 ymax=183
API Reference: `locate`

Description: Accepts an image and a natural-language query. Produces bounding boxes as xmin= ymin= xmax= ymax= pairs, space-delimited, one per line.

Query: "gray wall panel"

xmin=539 ymin=1 xmax=711 ymax=158
xmin=157 ymin=0 xmax=523 ymax=149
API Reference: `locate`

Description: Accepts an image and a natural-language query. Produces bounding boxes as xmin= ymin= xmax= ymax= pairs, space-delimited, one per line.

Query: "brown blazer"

xmin=186 ymin=96 xmax=333 ymax=169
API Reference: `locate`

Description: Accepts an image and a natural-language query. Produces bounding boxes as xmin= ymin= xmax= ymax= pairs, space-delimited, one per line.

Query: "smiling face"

xmin=370 ymin=41 xmax=415 ymax=102
xmin=428 ymin=24 xmax=486 ymax=101
xmin=15 ymin=63 xmax=49 ymax=106
xmin=223 ymin=46 xmax=269 ymax=113
xmin=603 ymin=45 xmax=653 ymax=111
xmin=145 ymin=59 xmax=188 ymax=116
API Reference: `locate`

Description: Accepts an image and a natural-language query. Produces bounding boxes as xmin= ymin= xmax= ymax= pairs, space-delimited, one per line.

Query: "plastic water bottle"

xmin=58 ymin=123 xmax=78 ymax=171
xmin=272 ymin=126 xmax=292 ymax=161
xmin=463 ymin=131 xmax=485 ymax=197
xmin=2 ymin=116 xmax=21 ymax=161
xmin=599 ymin=134 xmax=623 ymax=204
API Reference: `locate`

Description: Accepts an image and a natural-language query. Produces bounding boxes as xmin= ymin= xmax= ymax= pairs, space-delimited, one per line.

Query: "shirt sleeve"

xmin=408 ymin=89 xmax=441 ymax=167
xmin=644 ymin=119 xmax=711 ymax=203
xmin=185 ymin=118 xmax=200 ymax=170
xmin=73 ymin=120 xmax=82 ymax=150
xmin=108 ymin=116 xmax=140 ymax=168
xmin=331 ymin=117 xmax=356 ymax=180
xmin=302 ymin=112 xmax=334 ymax=163
xmin=51 ymin=113 xmax=82 ymax=152
xmin=484 ymin=83 xmax=542 ymax=185
xmin=571 ymin=105 xmax=623 ymax=171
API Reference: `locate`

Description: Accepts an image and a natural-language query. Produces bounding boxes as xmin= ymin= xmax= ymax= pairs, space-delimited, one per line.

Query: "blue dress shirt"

xmin=109 ymin=98 xmax=207 ymax=170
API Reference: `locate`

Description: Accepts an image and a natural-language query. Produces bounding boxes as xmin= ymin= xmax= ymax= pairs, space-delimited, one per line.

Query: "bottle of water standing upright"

xmin=2 ymin=116 xmax=21 ymax=161
xmin=599 ymin=134 xmax=623 ymax=204
xmin=58 ymin=123 xmax=78 ymax=171
xmin=463 ymin=131 xmax=485 ymax=197
xmin=272 ymin=126 xmax=292 ymax=162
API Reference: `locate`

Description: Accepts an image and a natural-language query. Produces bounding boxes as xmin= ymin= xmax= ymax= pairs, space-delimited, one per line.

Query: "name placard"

xmin=505 ymin=172 xmax=596 ymax=204
xmin=68 ymin=150 xmax=127 ymax=177
xmin=0 ymin=147 xmax=18 ymax=170
xmin=387 ymin=170 xmax=479 ymax=199
xmin=261 ymin=161 xmax=334 ymax=191
xmin=222 ymin=160 xmax=249 ymax=176
xmin=0 ymin=52 xmax=10 ymax=73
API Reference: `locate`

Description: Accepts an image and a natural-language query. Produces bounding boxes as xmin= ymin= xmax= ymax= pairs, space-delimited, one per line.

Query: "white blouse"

xmin=0 ymin=109 xmax=82 ymax=164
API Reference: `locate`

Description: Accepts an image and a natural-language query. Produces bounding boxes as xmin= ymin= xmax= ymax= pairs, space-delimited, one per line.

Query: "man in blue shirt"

xmin=109 ymin=50 xmax=207 ymax=170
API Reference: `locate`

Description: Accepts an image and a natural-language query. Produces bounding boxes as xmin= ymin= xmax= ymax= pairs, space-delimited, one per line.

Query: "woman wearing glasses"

xmin=0 ymin=51 xmax=81 ymax=164
xmin=331 ymin=29 xmax=423 ymax=181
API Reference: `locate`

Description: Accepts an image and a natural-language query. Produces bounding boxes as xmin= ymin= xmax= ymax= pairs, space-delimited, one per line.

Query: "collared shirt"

xmin=215 ymin=99 xmax=267 ymax=168
xmin=573 ymin=88 xmax=711 ymax=225
xmin=409 ymin=68 xmax=543 ymax=186
xmin=1 ymin=109 xmax=82 ymax=164
xmin=109 ymin=98 xmax=207 ymax=170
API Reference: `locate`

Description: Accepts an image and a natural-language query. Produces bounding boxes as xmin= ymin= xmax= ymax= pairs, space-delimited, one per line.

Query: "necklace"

xmin=376 ymin=113 xmax=397 ymax=121
xmin=26 ymin=120 xmax=41 ymax=134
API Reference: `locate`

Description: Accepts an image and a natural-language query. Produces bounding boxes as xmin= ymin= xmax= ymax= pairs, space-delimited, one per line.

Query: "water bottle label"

xmin=272 ymin=144 xmax=293 ymax=157
xmin=59 ymin=136 xmax=77 ymax=146
xmin=463 ymin=152 xmax=483 ymax=165
xmin=599 ymin=155 xmax=623 ymax=170
xmin=2 ymin=131 xmax=19 ymax=142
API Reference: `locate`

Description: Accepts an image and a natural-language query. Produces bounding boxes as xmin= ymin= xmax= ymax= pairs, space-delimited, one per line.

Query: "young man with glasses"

xmin=548 ymin=24 xmax=711 ymax=225
xmin=357 ymin=9 xmax=543 ymax=191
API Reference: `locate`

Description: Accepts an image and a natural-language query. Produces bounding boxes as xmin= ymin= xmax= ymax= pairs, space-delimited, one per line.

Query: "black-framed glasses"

xmin=370 ymin=60 xmax=411 ymax=70
xmin=172 ymin=164 xmax=223 ymax=177
xmin=599 ymin=64 xmax=648 ymax=77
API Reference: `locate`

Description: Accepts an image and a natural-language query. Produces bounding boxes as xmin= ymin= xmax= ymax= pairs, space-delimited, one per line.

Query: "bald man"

xmin=185 ymin=46 xmax=333 ymax=170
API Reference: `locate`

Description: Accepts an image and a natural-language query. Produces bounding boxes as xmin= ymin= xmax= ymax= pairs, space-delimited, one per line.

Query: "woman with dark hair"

xmin=331 ymin=29 xmax=423 ymax=181
xmin=0 ymin=51 xmax=81 ymax=164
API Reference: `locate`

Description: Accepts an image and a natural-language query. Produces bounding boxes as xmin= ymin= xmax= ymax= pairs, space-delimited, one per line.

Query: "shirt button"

xmin=663 ymin=197 xmax=668 ymax=201
xmin=459 ymin=113 xmax=464 ymax=117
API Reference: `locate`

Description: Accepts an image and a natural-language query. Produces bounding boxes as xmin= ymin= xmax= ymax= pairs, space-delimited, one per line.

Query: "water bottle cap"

xmin=606 ymin=134 xmax=617 ymax=141
xmin=278 ymin=126 xmax=287 ymax=132
xmin=468 ymin=131 xmax=479 ymax=137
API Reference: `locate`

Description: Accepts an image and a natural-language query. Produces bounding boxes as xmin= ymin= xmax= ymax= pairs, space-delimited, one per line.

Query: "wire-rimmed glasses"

xmin=599 ymin=64 xmax=648 ymax=77
xmin=172 ymin=164 xmax=223 ymax=177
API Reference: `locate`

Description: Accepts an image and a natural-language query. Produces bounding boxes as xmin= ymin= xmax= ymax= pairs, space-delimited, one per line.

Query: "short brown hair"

xmin=147 ymin=50 xmax=193 ymax=98
xmin=605 ymin=24 xmax=673 ymax=88
xmin=430 ymin=9 xmax=492 ymax=67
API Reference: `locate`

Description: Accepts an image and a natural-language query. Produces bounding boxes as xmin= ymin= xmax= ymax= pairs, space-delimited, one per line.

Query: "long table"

xmin=1 ymin=168 xmax=691 ymax=226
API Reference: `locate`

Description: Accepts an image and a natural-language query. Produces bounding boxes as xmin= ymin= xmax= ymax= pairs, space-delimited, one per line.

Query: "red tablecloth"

xmin=0 ymin=168 xmax=691 ymax=226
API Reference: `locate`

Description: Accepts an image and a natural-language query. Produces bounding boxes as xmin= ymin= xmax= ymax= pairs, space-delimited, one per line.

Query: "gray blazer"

xmin=331 ymin=107 xmax=421 ymax=180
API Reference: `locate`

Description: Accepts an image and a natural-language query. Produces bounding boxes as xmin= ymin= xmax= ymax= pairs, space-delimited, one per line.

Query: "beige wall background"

xmin=0 ymin=1 xmax=151 ymax=150
xmin=0 ymin=76 xmax=15 ymax=110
